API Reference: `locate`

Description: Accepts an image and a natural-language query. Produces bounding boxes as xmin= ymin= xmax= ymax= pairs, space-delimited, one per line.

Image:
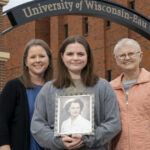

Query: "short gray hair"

xmin=114 ymin=38 xmax=141 ymax=56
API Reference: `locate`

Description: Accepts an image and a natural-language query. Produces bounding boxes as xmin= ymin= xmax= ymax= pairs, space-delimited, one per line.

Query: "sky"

xmin=3 ymin=0 xmax=34 ymax=12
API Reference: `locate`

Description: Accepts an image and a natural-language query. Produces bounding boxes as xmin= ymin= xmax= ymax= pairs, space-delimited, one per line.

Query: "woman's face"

xmin=61 ymin=42 xmax=87 ymax=79
xmin=115 ymin=44 xmax=142 ymax=72
xmin=25 ymin=45 xmax=49 ymax=78
xmin=69 ymin=102 xmax=81 ymax=118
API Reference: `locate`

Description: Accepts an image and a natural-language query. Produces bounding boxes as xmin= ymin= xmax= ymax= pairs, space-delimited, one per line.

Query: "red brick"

xmin=0 ymin=0 xmax=150 ymax=91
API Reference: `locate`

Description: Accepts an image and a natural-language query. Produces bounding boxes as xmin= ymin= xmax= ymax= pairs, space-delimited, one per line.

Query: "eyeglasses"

xmin=117 ymin=51 xmax=140 ymax=60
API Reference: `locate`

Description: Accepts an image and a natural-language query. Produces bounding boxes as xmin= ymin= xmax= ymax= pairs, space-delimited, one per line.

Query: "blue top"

xmin=26 ymin=85 xmax=43 ymax=150
xmin=122 ymin=79 xmax=136 ymax=92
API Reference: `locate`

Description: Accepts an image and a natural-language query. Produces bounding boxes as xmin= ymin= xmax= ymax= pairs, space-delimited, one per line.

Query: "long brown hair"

xmin=20 ymin=39 xmax=53 ymax=88
xmin=53 ymin=35 xmax=98 ymax=88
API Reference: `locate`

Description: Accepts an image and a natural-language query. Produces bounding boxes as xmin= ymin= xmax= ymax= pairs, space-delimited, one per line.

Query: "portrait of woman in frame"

xmin=54 ymin=92 xmax=94 ymax=136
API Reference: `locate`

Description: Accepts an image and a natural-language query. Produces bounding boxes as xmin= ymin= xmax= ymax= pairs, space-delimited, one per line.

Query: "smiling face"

xmin=115 ymin=44 xmax=142 ymax=72
xmin=69 ymin=102 xmax=81 ymax=118
xmin=25 ymin=45 xmax=49 ymax=78
xmin=61 ymin=42 xmax=87 ymax=79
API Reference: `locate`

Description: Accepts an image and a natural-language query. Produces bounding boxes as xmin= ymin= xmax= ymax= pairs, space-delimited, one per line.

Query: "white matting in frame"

xmin=54 ymin=92 xmax=94 ymax=136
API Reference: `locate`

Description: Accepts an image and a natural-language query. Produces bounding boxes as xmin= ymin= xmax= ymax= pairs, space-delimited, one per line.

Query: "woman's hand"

xmin=0 ymin=145 xmax=11 ymax=150
xmin=62 ymin=134 xmax=84 ymax=149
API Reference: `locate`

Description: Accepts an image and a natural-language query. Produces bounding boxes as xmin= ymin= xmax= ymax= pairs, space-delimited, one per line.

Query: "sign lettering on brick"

xmin=2 ymin=0 xmax=150 ymax=40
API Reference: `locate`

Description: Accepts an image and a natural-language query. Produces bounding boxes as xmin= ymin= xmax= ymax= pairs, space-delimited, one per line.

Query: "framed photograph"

xmin=54 ymin=92 xmax=94 ymax=136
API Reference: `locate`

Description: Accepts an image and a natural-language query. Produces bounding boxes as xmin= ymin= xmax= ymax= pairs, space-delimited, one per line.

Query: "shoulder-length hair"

xmin=53 ymin=35 xmax=98 ymax=88
xmin=20 ymin=39 xmax=53 ymax=88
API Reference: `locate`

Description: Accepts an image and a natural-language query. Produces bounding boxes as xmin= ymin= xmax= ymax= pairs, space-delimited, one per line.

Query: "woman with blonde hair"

xmin=0 ymin=39 xmax=53 ymax=150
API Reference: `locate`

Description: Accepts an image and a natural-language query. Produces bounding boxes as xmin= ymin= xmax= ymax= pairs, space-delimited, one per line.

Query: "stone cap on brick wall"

xmin=0 ymin=51 xmax=10 ymax=61
xmin=0 ymin=0 xmax=8 ymax=6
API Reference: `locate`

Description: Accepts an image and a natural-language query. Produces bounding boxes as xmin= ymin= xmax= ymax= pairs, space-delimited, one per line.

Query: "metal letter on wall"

xmin=2 ymin=0 xmax=150 ymax=40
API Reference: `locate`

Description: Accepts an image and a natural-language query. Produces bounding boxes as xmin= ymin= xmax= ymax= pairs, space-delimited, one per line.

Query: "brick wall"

xmin=1 ymin=0 xmax=150 ymax=90
xmin=0 ymin=52 xmax=10 ymax=92
xmin=0 ymin=3 xmax=9 ymax=92
xmin=0 ymin=4 xmax=2 ymax=51
xmin=0 ymin=60 xmax=5 ymax=92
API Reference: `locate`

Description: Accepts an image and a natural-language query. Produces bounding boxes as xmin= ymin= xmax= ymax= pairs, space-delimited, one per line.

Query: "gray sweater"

xmin=31 ymin=78 xmax=121 ymax=150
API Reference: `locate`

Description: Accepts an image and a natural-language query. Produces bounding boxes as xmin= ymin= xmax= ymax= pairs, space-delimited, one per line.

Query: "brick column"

xmin=0 ymin=0 xmax=9 ymax=92
xmin=0 ymin=52 xmax=10 ymax=92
